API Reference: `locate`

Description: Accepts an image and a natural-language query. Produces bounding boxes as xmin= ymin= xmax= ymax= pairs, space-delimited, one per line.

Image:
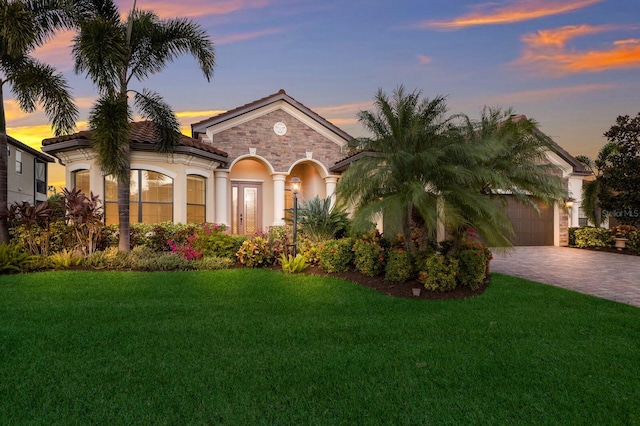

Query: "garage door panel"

xmin=504 ymin=197 xmax=554 ymax=246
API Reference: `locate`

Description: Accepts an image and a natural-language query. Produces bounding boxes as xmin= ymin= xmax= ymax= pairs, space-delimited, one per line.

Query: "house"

xmin=6 ymin=135 xmax=54 ymax=205
xmin=42 ymin=90 xmax=588 ymax=246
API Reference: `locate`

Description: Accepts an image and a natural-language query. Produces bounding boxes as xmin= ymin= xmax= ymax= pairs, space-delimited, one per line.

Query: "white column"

xmin=325 ymin=176 xmax=339 ymax=209
xmin=90 ymin=166 xmax=103 ymax=201
xmin=272 ymin=173 xmax=287 ymax=226
xmin=206 ymin=173 xmax=215 ymax=223
xmin=215 ymin=170 xmax=229 ymax=227
xmin=173 ymin=172 xmax=187 ymax=224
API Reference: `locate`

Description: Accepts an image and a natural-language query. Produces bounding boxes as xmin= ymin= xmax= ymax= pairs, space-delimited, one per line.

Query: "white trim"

xmin=129 ymin=162 xmax=177 ymax=179
xmin=288 ymin=158 xmax=330 ymax=179
xmin=69 ymin=163 xmax=92 ymax=172
xmin=185 ymin=168 xmax=211 ymax=179
xmin=230 ymin=178 xmax=264 ymax=183
xmin=228 ymin=154 xmax=276 ymax=175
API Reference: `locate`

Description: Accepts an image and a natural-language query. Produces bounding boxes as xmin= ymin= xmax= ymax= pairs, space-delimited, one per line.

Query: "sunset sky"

xmin=5 ymin=0 xmax=640 ymax=189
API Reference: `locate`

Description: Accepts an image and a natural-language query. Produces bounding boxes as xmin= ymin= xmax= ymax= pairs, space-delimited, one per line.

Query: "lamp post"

xmin=566 ymin=197 xmax=575 ymax=227
xmin=291 ymin=175 xmax=302 ymax=257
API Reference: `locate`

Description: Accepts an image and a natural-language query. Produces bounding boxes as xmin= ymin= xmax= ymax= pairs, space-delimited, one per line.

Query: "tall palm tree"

xmin=337 ymin=86 xmax=515 ymax=251
xmin=71 ymin=0 xmax=215 ymax=251
xmin=337 ymin=87 xmax=567 ymax=251
xmin=458 ymin=107 xmax=566 ymax=218
xmin=0 ymin=0 xmax=78 ymax=243
xmin=576 ymin=142 xmax=618 ymax=227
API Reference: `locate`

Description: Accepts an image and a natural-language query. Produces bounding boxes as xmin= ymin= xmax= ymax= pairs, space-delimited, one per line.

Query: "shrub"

xmin=192 ymin=256 xmax=234 ymax=271
xmin=384 ymin=248 xmax=414 ymax=282
xmin=318 ymin=238 xmax=354 ymax=273
xmin=627 ymin=232 xmax=640 ymax=254
xmin=419 ymin=254 xmax=459 ymax=292
xmin=568 ymin=227 xmax=579 ymax=247
xmin=452 ymin=249 xmax=488 ymax=290
xmin=267 ymin=225 xmax=292 ymax=258
xmin=137 ymin=253 xmax=194 ymax=271
xmin=83 ymin=247 xmax=130 ymax=270
xmin=573 ymin=227 xmax=614 ymax=248
xmin=236 ymin=236 xmax=274 ymax=267
xmin=0 ymin=244 xmax=35 ymax=274
xmin=279 ymin=253 xmax=308 ymax=274
xmin=298 ymin=237 xmax=321 ymax=265
xmin=49 ymin=249 xmax=84 ymax=269
xmin=353 ymin=233 xmax=385 ymax=277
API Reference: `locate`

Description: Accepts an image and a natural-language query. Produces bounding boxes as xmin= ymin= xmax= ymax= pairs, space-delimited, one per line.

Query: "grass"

xmin=1 ymin=270 xmax=639 ymax=425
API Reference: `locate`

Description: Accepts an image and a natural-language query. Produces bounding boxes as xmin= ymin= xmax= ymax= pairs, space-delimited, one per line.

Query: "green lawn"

xmin=1 ymin=270 xmax=639 ymax=425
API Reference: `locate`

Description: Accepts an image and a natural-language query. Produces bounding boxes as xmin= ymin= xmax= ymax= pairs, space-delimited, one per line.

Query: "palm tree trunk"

xmin=404 ymin=201 xmax=414 ymax=253
xmin=0 ymin=83 xmax=11 ymax=244
xmin=118 ymin=168 xmax=131 ymax=251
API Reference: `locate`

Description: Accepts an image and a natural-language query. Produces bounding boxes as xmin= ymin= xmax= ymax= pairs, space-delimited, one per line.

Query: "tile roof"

xmin=42 ymin=121 xmax=228 ymax=158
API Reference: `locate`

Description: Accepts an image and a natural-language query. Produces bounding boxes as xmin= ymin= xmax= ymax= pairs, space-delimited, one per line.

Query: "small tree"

xmin=575 ymin=143 xmax=618 ymax=227
xmin=599 ymin=113 xmax=640 ymax=225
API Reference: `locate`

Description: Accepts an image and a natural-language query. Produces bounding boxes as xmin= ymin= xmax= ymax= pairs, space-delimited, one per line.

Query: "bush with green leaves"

xmin=568 ymin=227 xmax=579 ymax=247
xmin=83 ymin=247 xmax=130 ymax=270
xmin=236 ymin=236 xmax=274 ymax=267
xmin=419 ymin=254 xmax=459 ymax=292
xmin=384 ymin=248 xmax=414 ymax=282
xmin=192 ymin=256 xmax=234 ymax=271
xmin=266 ymin=225 xmax=291 ymax=258
xmin=353 ymin=231 xmax=385 ymax=277
xmin=0 ymin=244 xmax=35 ymax=274
xmin=318 ymin=238 xmax=354 ymax=273
xmin=452 ymin=249 xmax=488 ymax=290
xmin=298 ymin=236 xmax=321 ymax=266
xmin=136 ymin=252 xmax=194 ymax=271
xmin=279 ymin=253 xmax=308 ymax=274
xmin=49 ymin=249 xmax=84 ymax=269
xmin=573 ymin=227 xmax=614 ymax=248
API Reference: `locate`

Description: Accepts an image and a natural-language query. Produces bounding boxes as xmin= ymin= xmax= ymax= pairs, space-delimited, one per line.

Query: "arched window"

xmin=104 ymin=170 xmax=173 ymax=225
xmin=72 ymin=170 xmax=90 ymax=194
xmin=187 ymin=175 xmax=206 ymax=223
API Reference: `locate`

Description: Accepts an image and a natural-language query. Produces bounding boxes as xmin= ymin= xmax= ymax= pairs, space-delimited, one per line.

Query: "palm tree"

xmin=0 ymin=0 xmax=78 ymax=243
xmin=71 ymin=0 xmax=215 ymax=251
xmin=337 ymin=86 xmax=515 ymax=251
xmin=458 ymin=108 xmax=566 ymax=224
xmin=337 ymin=87 xmax=567 ymax=251
xmin=575 ymin=142 xmax=618 ymax=227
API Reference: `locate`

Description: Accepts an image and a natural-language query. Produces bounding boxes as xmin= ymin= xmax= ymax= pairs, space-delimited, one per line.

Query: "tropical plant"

xmin=5 ymin=200 xmax=54 ymax=255
xmin=236 ymin=236 xmax=274 ymax=267
xmin=384 ymin=248 xmax=414 ymax=282
xmin=49 ymin=248 xmax=83 ymax=269
xmin=279 ymin=253 xmax=308 ymax=274
xmin=286 ymin=195 xmax=350 ymax=242
xmin=337 ymin=87 xmax=563 ymax=252
xmin=0 ymin=243 xmax=34 ymax=274
xmin=576 ymin=142 xmax=618 ymax=227
xmin=352 ymin=231 xmax=385 ymax=277
xmin=71 ymin=0 xmax=215 ymax=251
xmin=62 ymin=187 xmax=104 ymax=255
xmin=0 ymin=0 xmax=78 ymax=243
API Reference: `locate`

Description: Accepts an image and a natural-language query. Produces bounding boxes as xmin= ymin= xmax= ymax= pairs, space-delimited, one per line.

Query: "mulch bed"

xmin=297 ymin=265 xmax=489 ymax=300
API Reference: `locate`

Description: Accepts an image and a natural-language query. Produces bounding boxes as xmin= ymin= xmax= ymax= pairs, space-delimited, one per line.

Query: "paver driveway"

xmin=490 ymin=246 xmax=640 ymax=307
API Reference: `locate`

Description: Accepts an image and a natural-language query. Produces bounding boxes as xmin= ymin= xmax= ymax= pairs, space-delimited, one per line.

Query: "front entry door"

xmin=232 ymin=182 xmax=262 ymax=235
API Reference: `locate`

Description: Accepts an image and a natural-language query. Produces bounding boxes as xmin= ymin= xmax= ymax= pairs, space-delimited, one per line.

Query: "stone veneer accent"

xmin=208 ymin=110 xmax=345 ymax=172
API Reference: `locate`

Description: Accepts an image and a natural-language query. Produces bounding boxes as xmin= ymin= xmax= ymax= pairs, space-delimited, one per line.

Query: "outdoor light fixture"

xmin=291 ymin=175 xmax=302 ymax=257
xmin=566 ymin=198 xmax=575 ymax=208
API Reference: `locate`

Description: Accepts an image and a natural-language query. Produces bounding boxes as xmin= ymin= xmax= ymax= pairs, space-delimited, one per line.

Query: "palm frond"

xmin=7 ymin=57 xmax=77 ymax=135
xmin=88 ymin=94 xmax=131 ymax=181
xmin=132 ymin=89 xmax=179 ymax=152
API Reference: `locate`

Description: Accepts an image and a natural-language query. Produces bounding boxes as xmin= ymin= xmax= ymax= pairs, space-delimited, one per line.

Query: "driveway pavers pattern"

xmin=490 ymin=246 xmax=640 ymax=307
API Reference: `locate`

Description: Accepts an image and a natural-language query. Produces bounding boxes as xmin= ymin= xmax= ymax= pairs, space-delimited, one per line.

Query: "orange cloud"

xmin=420 ymin=0 xmax=602 ymax=29
xmin=518 ymin=25 xmax=640 ymax=75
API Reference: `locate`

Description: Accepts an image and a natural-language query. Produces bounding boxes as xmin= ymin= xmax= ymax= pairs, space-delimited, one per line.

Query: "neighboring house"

xmin=42 ymin=90 xmax=588 ymax=246
xmin=6 ymin=135 xmax=54 ymax=205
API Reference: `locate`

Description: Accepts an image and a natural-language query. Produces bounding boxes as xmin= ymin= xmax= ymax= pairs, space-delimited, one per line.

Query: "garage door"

xmin=504 ymin=197 xmax=554 ymax=246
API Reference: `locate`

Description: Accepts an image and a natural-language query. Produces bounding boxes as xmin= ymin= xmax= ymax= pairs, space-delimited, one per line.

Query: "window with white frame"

xmin=15 ymin=150 xmax=22 ymax=174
